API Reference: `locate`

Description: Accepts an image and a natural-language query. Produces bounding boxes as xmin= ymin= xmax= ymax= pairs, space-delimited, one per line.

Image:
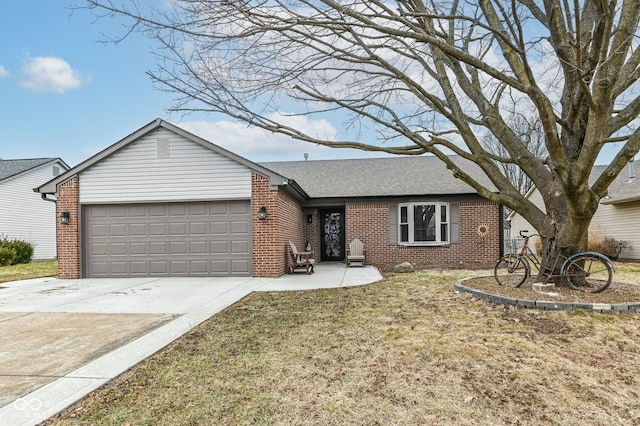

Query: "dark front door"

xmin=320 ymin=208 xmax=345 ymax=261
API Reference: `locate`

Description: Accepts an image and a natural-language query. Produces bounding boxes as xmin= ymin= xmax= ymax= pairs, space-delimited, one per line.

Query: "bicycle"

xmin=494 ymin=230 xmax=615 ymax=293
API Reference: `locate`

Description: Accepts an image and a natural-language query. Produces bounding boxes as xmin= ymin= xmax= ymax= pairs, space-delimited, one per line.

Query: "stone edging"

xmin=454 ymin=277 xmax=640 ymax=314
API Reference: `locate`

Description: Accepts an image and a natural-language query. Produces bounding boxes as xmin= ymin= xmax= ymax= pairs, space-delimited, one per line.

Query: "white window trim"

xmin=398 ymin=202 xmax=450 ymax=246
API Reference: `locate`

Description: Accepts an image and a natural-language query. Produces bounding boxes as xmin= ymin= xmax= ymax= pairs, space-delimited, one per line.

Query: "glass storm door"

xmin=320 ymin=209 xmax=345 ymax=261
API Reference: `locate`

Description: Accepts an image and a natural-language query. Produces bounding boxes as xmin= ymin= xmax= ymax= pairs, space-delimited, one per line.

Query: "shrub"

xmin=588 ymin=234 xmax=629 ymax=260
xmin=0 ymin=247 xmax=16 ymax=267
xmin=0 ymin=238 xmax=34 ymax=265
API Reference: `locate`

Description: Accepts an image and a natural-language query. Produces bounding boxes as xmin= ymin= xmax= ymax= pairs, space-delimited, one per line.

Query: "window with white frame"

xmin=399 ymin=203 xmax=449 ymax=245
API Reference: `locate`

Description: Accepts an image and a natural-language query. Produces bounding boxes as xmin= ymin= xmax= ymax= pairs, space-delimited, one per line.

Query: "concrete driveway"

xmin=0 ymin=264 xmax=382 ymax=426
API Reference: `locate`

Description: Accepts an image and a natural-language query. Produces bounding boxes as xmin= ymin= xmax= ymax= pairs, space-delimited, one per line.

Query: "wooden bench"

xmin=288 ymin=241 xmax=315 ymax=274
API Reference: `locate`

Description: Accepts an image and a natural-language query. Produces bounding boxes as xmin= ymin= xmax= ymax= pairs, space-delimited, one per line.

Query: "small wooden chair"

xmin=288 ymin=241 xmax=315 ymax=274
xmin=346 ymin=238 xmax=366 ymax=267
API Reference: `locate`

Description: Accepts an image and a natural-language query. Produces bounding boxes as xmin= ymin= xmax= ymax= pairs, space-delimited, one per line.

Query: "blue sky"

xmin=0 ymin=1 xmax=627 ymax=168
xmin=0 ymin=1 xmax=374 ymax=167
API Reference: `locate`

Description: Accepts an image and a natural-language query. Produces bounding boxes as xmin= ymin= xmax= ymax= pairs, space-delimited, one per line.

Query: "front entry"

xmin=320 ymin=208 xmax=345 ymax=261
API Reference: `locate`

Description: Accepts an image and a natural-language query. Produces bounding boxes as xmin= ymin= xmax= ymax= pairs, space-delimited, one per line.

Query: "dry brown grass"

xmin=42 ymin=268 xmax=640 ymax=426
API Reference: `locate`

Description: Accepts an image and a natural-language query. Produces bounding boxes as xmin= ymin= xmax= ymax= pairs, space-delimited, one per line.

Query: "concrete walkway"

xmin=0 ymin=264 xmax=382 ymax=426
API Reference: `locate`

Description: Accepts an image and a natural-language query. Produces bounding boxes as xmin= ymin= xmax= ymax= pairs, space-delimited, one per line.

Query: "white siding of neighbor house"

xmin=79 ymin=128 xmax=252 ymax=203
xmin=0 ymin=162 xmax=64 ymax=260
xmin=509 ymin=189 xmax=640 ymax=260
xmin=508 ymin=190 xmax=545 ymax=254
xmin=590 ymin=201 xmax=640 ymax=260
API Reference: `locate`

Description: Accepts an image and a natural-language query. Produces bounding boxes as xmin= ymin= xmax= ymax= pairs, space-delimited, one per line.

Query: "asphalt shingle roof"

xmin=0 ymin=158 xmax=57 ymax=182
xmin=595 ymin=163 xmax=640 ymax=204
xmin=261 ymin=155 xmax=497 ymax=198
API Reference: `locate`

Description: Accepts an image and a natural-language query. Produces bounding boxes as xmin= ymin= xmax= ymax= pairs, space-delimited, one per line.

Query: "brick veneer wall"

xmin=346 ymin=199 xmax=500 ymax=270
xmin=56 ymin=177 xmax=80 ymax=279
xmin=252 ymin=173 xmax=306 ymax=277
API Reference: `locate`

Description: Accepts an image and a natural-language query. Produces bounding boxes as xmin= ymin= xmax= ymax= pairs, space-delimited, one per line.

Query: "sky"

xmin=0 ymin=1 xmax=629 ymax=169
xmin=0 ymin=1 xmax=381 ymax=167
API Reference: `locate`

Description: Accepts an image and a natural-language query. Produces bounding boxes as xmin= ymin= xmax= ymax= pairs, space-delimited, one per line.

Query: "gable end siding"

xmin=79 ymin=128 xmax=252 ymax=203
xmin=0 ymin=162 xmax=64 ymax=259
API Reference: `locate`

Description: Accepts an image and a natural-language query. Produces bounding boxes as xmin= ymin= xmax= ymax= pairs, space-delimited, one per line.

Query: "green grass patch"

xmin=0 ymin=260 xmax=57 ymax=284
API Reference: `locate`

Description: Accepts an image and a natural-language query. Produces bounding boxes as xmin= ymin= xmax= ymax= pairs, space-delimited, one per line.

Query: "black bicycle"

xmin=494 ymin=230 xmax=615 ymax=293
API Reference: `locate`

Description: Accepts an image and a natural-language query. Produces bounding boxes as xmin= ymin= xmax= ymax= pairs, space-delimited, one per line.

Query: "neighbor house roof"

xmin=0 ymin=158 xmax=67 ymax=182
xmin=261 ymin=156 xmax=497 ymax=198
xmin=598 ymin=162 xmax=640 ymax=205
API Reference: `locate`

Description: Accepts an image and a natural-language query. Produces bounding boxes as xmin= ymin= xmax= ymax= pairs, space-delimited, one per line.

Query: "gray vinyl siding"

xmin=79 ymin=128 xmax=252 ymax=204
xmin=591 ymin=201 xmax=640 ymax=260
xmin=0 ymin=162 xmax=64 ymax=259
xmin=509 ymin=189 xmax=640 ymax=259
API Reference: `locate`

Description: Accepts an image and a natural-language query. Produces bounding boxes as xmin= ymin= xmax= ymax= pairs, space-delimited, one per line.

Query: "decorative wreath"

xmin=477 ymin=224 xmax=490 ymax=237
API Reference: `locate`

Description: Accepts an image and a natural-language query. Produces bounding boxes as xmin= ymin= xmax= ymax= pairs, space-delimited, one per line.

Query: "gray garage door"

xmin=84 ymin=201 xmax=252 ymax=277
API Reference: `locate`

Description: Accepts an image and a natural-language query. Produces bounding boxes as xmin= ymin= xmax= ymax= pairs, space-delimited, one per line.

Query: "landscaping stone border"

xmin=454 ymin=277 xmax=640 ymax=314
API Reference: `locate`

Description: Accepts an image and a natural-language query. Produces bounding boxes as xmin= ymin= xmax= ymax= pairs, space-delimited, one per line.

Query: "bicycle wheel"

xmin=494 ymin=255 xmax=530 ymax=287
xmin=564 ymin=254 xmax=613 ymax=293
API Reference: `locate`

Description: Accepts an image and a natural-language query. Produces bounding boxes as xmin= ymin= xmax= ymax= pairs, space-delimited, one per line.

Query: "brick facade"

xmin=251 ymin=173 xmax=306 ymax=277
xmin=53 ymin=174 xmax=499 ymax=279
xmin=56 ymin=177 xmax=80 ymax=279
xmin=344 ymin=199 xmax=500 ymax=271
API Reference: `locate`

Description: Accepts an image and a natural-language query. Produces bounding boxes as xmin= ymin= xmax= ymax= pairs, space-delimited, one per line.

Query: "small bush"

xmin=588 ymin=235 xmax=629 ymax=260
xmin=0 ymin=247 xmax=16 ymax=267
xmin=0 ymin=238 xmax=34 ymax=265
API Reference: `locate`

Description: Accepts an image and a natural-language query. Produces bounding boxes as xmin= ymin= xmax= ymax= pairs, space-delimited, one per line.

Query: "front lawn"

xmin=44 ymin=266 xmax=640 ymax=425
xmin=0 ymin=260 xmax=56 ymax=284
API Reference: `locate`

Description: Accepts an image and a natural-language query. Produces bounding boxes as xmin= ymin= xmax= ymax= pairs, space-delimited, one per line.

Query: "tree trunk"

xmin=535 ymin=193 xmax=597 ymax=285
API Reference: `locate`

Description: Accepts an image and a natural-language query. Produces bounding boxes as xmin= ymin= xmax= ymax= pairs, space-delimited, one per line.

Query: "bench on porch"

xmin=288 ymin=241 xmax=315 ymax=274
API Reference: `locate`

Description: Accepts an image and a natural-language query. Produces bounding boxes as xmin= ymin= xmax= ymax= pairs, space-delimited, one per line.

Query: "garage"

xmin=84 ymin=201 xmax=252 ymax=277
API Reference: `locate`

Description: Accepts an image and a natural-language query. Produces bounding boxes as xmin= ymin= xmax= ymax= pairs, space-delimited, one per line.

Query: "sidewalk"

xmin=0 ymin=264 xmax=382 ymax=425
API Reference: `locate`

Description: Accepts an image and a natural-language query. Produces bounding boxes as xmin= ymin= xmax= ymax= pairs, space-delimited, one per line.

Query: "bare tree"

xmin=482 ymin=114 xmax=548 ymax=195
xmin=84 ymin=0 xmax=640 ymax=277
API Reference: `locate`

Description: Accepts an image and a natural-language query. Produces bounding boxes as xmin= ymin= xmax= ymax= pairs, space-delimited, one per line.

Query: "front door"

xmin=320 ymin=208 xmax=345 ymax=261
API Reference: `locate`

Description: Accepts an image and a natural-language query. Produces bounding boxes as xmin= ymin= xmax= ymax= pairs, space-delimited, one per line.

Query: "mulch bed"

xmin=460 ymin=276 xmax=640 ymax=305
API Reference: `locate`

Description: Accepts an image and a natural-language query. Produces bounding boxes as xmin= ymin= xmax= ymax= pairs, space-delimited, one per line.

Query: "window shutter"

xmin=388 ymin=204 xmax=398 ymax=244
xmin=450 ymin=202 xmax=460 ymax=244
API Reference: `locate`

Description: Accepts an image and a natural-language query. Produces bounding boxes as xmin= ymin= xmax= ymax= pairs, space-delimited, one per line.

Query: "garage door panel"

xmin=231 ymin=241 xmax=250 ymax=254
xmin=130 ymin=223 xmax=147 ymax=236
xmin=149 ymin=242 xmax=167 ymax=254
xmin=170 ymin=242 xmax=188 ymax=255
xmin=190 ymin=222 xmax=207 ymax=235
xmin=85 ymin=201 xmax=251 ymax=277
xmin=170 ymin=222 xmax=187 ymax=236
xmin=110 ymin=243 xmax=127 ymax=256
xmin=230 ymin=221 xmax=249 ymax=234
xmin=110 ymin=224 xmax=127 ymax=237
xmin=231 ymin=260 xmax=250 ymax=274
xmin=149 ymin=223 xmax=167 ymax=236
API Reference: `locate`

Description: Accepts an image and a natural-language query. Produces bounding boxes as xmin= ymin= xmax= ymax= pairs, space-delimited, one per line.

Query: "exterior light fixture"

xmin=60 ymin=211 xmax=70 ymax=225
xmin=307 ymin=214 xmax=313 ymax=224
xmin=258 ymin=206 xmax=267 ymax=220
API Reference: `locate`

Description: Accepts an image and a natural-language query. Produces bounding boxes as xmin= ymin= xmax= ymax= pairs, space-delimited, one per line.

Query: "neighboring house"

xmin=509 ymin=161 xmax=640 ymax=260
xmin=36 ymin=119 xmax=502 ymax=279
xmin=0 ymin=158 xmax=69 ymax=260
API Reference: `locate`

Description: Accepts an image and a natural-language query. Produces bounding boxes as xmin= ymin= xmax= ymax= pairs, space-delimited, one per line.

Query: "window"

xmin=398 ymin=203 xmax=449 ymax=245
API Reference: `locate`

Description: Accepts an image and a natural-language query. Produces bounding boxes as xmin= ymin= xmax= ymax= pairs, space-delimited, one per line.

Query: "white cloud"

xmin=180 ymin=115 xmax=384 ymax=162
xmin=20 ymin=56 xmax=89 ymax=93
xmin=0 ymin=65 xmax=9 ymax=78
